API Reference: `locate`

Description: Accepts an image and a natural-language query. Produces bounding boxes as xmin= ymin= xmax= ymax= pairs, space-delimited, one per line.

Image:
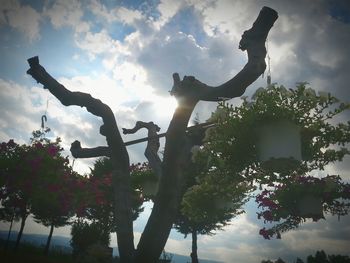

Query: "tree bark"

xmin=44 ymin=222 xmax=54 ymax=255
xmin=135 ymin=98 xmax=197 ymax=263
xmin=191 ymin=230 xmax=199 ymax=263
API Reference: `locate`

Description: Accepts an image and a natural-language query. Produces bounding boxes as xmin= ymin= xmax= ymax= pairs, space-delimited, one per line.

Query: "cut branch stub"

xmin=123 ymin=121 xmax=162 ymax=178
xmin=170 ymin=74 xmax=209 ymax=102
xmin=239 ymin=6 xmax=278 ymax=51
xmin=70 ymin=140 xmax=111 ymax=158
xmin=169 ymin=6 xmax=278 ymax=103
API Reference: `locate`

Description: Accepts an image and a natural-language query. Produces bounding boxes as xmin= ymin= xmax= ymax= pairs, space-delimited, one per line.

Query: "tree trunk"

xmin=14 ymin=214 xmax=27 ymax=252
xmin=44 ymin=222 xmax=54 ymax=255
xmin=112 ymin=166 xmax=135 ymax=262
xmin=5 ymin=213 xmax=15 ymax=251
xmin=191 ymin=230 xmax=199 ymax=263
xmin=135 ymin=99 xmax=197 ymax=263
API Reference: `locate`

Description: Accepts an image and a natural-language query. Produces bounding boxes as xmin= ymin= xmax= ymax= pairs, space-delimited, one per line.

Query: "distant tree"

xmin=30 ymin=137 xmax=77 ymax=255
xmin=328 ymin=254 xmax=350 ymax=263
xmin=70 ymin=219 xmax=112 ymax=262
xmin=0 ymin=130 xmax=79 ymax=253
xmin=0 ymin=139 xmax=33 ymax=251
xmin=0 ymin=139 xmax=24 ymax=250
xmin=307 ymin=250 xmax=329 ymax=263
xmin=174 ymin=122 xmax=253 ymax=263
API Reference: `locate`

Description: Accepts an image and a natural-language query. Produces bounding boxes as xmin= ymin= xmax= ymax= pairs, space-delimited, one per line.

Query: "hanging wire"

xmin=41 ymin=115 xmax=47 ymax=129
xmin=266 ymin=38 xmax=272 ymax=86
xmin=72 ymin=158 xmax=76 ymax=170
xmin=40 ymin=98 xmax=50 ymax=138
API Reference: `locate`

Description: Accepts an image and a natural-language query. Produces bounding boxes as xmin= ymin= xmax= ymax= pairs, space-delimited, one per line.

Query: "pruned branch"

xmin=70 ymin=140 xmax=111 ymax=158
xmin=26 ymin=57 xmax=128 ymax=163
xmin=170 ymin=6 xmax=278 ymax=102
xmin=123 ymin=121 xmax=162 ymax=178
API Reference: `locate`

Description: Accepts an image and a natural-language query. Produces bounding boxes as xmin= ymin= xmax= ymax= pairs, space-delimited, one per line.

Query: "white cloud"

xmin=75 ymin=29 xmax=126 ymax=60
xmin=89 ymin=0 xmax=142 ymax=25
xmin=0 ymin=0 xmax=41 ymax=41
xmin=153 ymin=0 xmax=184 ymax=30
xmin=0 ymin=79 xmax=46 ymax=143
xmin=117 ymin=7 xmax=143 ymax=25
xmin=194 ymin=0 xmax=258 ymax=38
xmin=44 ymin=0 xmax=90 ymax=33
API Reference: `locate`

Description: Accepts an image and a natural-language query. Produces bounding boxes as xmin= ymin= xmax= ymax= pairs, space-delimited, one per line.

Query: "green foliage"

xmin=70 ymin=220 xmax=111 ymax=260
xmin=198 ymin=83 xmax=350 ymax=239
xmin=0 ymin=129 xmax=80 ymax=251
xmin=175 ymin=117 xmax=254 ymax=237
xmin=261 ymin=250 xmax=350 ymax=263
xmin=204 ymin=84 xmax=350 ymax=183
xmin=0 ymin=240 xmax=76 ymax=263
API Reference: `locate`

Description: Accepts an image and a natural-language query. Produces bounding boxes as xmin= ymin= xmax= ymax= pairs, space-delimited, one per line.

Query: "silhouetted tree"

xmin=26 ymin=7 xmax=278 ymax=262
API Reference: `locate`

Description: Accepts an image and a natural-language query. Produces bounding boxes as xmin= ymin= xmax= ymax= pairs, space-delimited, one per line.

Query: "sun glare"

xmin=152 ymin=96 xmax=178 ymax=118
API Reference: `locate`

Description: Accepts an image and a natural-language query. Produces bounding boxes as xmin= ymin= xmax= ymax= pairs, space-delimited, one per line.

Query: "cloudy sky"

xmin=1 ymin=0 xmax=350 ymax=262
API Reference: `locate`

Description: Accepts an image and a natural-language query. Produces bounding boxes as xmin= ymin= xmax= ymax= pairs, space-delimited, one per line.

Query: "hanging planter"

xmin=255 ymin=175 xmax=347 ymax=239
xmin=214 ymin=198 xmax=236 ymax=210
xmin=130 ymin=162 xmax=158 ymax=198
xmin=141 ymin=180 xmax=158 ymax=197
xmin=257 ymin=120 xmax=302 ymax=173
xmin=295 ymin=194 xmax=324 ymax=221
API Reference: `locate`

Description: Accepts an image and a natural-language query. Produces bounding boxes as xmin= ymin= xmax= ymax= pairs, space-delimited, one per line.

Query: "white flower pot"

xmin=296 ymin=195 xmax=324 ymax=221
xmin=142 ymin=181 xmax=158 ymax=196
xmin=257 ymin=121 xmax=301 ymax=171
xmin=214 ymin=198 xmax=236 ymax=210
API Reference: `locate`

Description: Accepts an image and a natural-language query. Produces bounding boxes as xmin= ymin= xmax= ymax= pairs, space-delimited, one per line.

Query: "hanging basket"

xmin=142 ymin=181 xmax=158 ymax=196
xmin=214 ymin=198 xmax=236 ymax=210
xmin=295 ymin=194 xmax=324 ymax=221
xmin=257 ymin=120 xmax=302 ymax=172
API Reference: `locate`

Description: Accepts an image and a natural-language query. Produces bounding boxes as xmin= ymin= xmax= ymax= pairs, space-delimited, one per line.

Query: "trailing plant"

xmin=196 ymin=83 xmax=350 ymax=239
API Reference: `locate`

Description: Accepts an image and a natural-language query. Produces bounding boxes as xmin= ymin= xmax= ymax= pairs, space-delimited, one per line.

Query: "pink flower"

xmin=47 ymin=145 xmax=59 ymax=157
xmin=30 ymin=157 xmax=43 ymax=170
xmin=35 ymin=142 xmax=43 ymax=149
xmin=259 ymin=228 xmax=271 ymax=240
xmin=258 ymin=198 xmax=279 ymax=209
xmin=262 ymin=211 xmax=274 ymax=221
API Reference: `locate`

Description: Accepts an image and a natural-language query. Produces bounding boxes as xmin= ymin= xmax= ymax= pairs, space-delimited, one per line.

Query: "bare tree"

xmin=26 ymin=6 xmax=278 ymax=263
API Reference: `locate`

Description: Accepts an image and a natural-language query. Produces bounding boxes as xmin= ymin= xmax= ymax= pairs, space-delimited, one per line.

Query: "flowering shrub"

xmin=0 ymin=131 xmax=81 ymax=252
xmin=256 ymin=175 xmax=350 ymax=239
xmin=203 ymin=84 xmax=349 ymax=181
xmin=196 ymin=83 xmax=350 ymax=239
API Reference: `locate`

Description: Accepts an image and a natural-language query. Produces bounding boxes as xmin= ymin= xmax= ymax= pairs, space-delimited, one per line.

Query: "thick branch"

xmin=123 ymin=121 xmax=162 ymax=178
xmin=27 ymin=57 xmax=134 ymax=262
xmin=28 ymin=60 xmax=111 ymax=120
xmin=27 ymin=57 xmax=127 ymax=163
xmin=70 ymin=140 xmax=111 ymax=158
xmin=170 ymin=6 xmax=278 ymax=102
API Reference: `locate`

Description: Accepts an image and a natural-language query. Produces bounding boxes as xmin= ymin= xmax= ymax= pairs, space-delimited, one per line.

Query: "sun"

xmin=152 ymin=96 xmax=178 ymax=118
